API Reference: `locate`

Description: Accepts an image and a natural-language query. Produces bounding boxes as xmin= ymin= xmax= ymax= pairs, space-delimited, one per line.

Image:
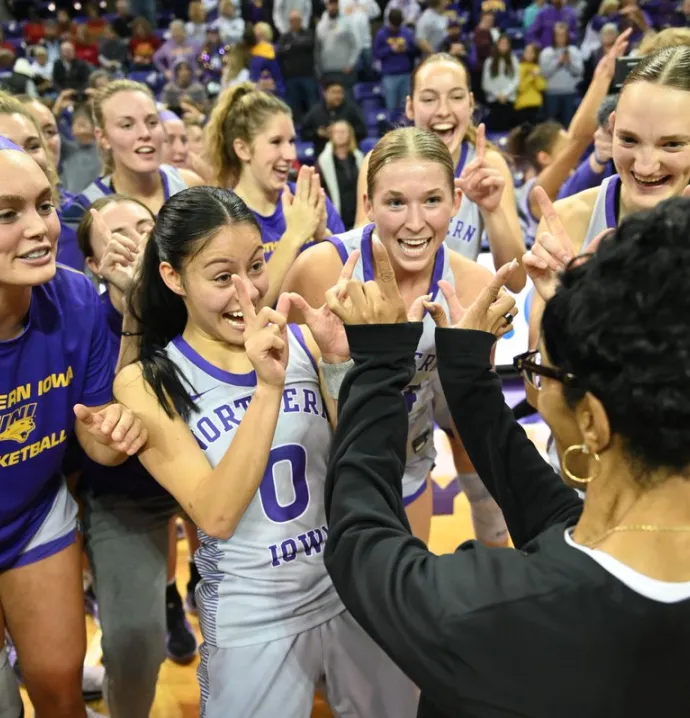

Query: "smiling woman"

xmin=0 ymin=140 xmax=147 ymax=718
xmin=283 ymin=126 xmax=506 ymax=543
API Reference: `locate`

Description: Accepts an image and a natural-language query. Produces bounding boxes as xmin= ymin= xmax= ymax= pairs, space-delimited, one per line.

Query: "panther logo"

xmin=0 ymin=415 xmax=36 ymax=443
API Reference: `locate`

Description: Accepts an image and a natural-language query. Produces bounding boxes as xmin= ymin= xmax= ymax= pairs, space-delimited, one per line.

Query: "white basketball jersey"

xmin=328 ymin=224 xmax=454 ymax=502
xmin=445 ymin=141 xmax=484 ymax=260
xmin=581 ymin=174 xmax=619 ymax=252
xmin=164 ymin=327 xmax=343 ymax=648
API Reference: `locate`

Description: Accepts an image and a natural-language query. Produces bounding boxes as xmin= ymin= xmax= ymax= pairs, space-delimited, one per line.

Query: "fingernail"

xmin=510 ymin=259 xmax=519 ymax=268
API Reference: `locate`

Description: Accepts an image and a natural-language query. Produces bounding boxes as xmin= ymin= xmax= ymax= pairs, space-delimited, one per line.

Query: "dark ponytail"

xmin=508 ymin=120 xmax=564 ymax=171
xmin=129 ymin=185 xmax=261 ymax=421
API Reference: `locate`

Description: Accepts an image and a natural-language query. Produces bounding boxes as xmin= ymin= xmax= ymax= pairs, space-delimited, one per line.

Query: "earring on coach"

xmin=562 ymin=444 xmax=600 ymax=485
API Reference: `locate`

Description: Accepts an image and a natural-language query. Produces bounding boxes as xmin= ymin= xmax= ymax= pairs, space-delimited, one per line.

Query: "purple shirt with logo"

xmin=0 ymin=266 xmax=113 ymax=570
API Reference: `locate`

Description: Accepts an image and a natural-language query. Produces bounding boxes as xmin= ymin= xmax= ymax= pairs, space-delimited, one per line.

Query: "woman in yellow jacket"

xmin=515 ymin=43 xmax=546 ymax=124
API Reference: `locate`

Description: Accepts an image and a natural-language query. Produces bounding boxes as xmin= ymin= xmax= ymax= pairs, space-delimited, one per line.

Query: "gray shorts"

xmin=16 ymin=479 xmax=78 ymax=569
xmin=198 ymin=610 xmax=418 ymax=718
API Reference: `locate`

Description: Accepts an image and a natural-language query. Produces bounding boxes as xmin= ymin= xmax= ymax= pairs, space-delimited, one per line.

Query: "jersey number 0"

xmin=259 ymin=444 xmax=310 ymax=523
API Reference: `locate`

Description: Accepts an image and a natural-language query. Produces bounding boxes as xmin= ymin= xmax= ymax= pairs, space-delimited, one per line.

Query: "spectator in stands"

xmin=317 ymin=118 xmax=363 ymax=229
xmin=186 ymin=1 xmax=209 ymax=46
xmin=29 ymin=47 xmax=55 ymax=94
xmin=444 ymin=2 xmax=471 ymax=30
xmin=162 ymin=59 xmax=210 ymax=114
xmin=86 ymin=2 xmax=107 ymax=40
xmin=523 ymin=0 xmax=547 ymax=31
xmin=672 ymin=0 xmax=690 ymax=27
xmin=56 ymin=8 xmax=74 ymax=39
xmin=221 ymin=42 xmax=251 ymax=87
xmin=74 ymin=24 xmax=100 ymax=68
xmin=4 ymin=58 xmax=38 ymax=97
xmin=242 ymin=0 xmax=275 ymax=27
xmin=277 ymin=9 xmax=319 ymax=123
xmin=184 ymin=116 xmax=205 ymax=156
xmin=89 ymin=69 xmax=111 ymax=92
xmin=53 ymin=41 xmax=92 ymax=94
xmin=130 ymin=17 xmax=161 ymax=59
xmin=60 ymin=103 xmax=101 ymax=194
xmin=197 ymin=26 xmax=226 ymax=82
xmin=374 ymin=9 xmax=417 ymax=112
xmin=540 ymin=21 xmax=584 ymax=126
xmin=273 ymin=0 xmax=312 ymax=35
xmin=0 ymin=27 xmax=16 ymax=60
xmin=130 ymin=0 xmax=158 ymax=26
xmin=99 ymin=24 xmax=129 ymax=75
xmin=526 ymin=0 xmax=578 ymax=48
xmin=112 ymin=0 xmax=135 ymax=39
xmin=340 ymin=0 xmax=381 ymax=81
xmin=42 ymin=21 xmax=62 ymax=65
xmin=214 ymin=0 xmax=246 ymax=45
xmin=416 ymin=0 xmax=449 ymax=54
xmin=482 ymin=33 xmax=519 ymax=131
xmin=301 ymin=79 xmax=367 ymax=155
xmin=515 ymin=42 xmax=546 ymax=124
xmin=154 ymin=20 xmax=200 ymax=80
xmin=161 ymin=109 xmax=189 ymax=169
xmin=316 ymin=0 xmax=360 ymax=90
xmin=23 ymin=7 xmax=45 ymax=45
xmin=472 ymin=11 xmax=498 ymax=90
xmin=246 ymin=23 xmax=285 ymax=96
xmin=384 ymin=0 xmax=422 ymax=26
xmin=617 ymin=0 xmax=651 ymax=46
xmin=583 ymin=20 xmax=617 ymax=90
xmin=440 ymin=20 xmax=475 ymax=76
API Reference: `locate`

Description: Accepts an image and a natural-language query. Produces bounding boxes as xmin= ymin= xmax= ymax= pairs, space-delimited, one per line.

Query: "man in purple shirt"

xmin=526 ymin=0 xmax=579 ymax=47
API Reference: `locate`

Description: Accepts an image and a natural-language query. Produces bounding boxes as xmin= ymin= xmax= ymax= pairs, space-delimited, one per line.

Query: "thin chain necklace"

xmin=585 ymin=524 xmax=690 ymax=548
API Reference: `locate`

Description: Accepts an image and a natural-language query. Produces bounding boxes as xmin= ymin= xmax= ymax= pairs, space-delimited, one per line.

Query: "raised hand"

xmin=234 ymin=275 xmax=289 ymax=388
xmin=285 ymin=250 xmax=360 ymax=362
xmin=74 ymin=402 xmax=148 ymax=456
xmin=455 ymin=123 xmax=506 ymax=213
xmin=282 ymin=166 xmax=321 ymax=248
xmin=326 ymin=238 xmax=407 ymax=325
xmin=427 ymin=260 xmax=519 ymax=338
xmin=91 ymin=208 xmax=144 ymax=294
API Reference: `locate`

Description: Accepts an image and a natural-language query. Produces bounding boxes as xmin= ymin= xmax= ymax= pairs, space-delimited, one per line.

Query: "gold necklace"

xmin=585 ymin=524 xmax=690 ymax=548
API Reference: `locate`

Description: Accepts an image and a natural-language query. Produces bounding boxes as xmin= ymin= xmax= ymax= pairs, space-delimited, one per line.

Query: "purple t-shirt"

xmin=0 ymin=266 xmax=113 ymax=570
xmin=252 ymin=182 xmax=346 ymax=261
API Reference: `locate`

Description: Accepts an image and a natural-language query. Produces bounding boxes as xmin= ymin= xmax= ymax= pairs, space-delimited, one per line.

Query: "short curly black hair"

xmin=542 ymin=196 xmax=690 ymax=484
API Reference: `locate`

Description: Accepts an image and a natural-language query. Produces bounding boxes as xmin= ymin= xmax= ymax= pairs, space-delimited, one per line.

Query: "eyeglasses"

xmin=513 ymin=350 xmax=581 ymax=391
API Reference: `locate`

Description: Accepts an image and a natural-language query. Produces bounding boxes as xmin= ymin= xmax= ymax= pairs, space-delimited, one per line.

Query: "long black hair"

xmin=129 ymin=185 xmax=260 ymax=421
xmin=542 ymin=196 xmax=690 ymax=484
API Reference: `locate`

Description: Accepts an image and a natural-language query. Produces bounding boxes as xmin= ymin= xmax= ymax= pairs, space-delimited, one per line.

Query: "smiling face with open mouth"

xmin=99 ymin=90 xmax=165 ymax=176
xmin=613 ymin=81 xmax=690 ymax=212
xmin=365 ymin=156 xmax=459 ymax=275
xmin=0 ymin=150 xmax=60 ymax=288
xmin=406 ymin=58 xmax=474 ymax=165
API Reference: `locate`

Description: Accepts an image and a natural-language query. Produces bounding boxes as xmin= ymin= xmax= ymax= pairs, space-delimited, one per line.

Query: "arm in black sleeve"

xmin=436 ymin=328 xmax=582 ymax=548
xmin=299 ymin=105 xmax=321 ymax=142
xmin=324 ymin=323 xmax=541 ymax=712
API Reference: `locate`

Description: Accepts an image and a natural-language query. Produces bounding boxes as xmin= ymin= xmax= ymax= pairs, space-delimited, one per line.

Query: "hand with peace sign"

xmin=425 ymin=260 xmax=519 ymax=338
xmin=455 ymin=123 xmax=506 ymax=214
xmin=91 ymin=208 xmax=145 ymax=294
xmin=234 ymin=275 xmax=291 ymax=388
xmin=326 ymin=238 xmax=407 ymax=325
xmin=284 ymin=250 xmax=360 ymax=363
xmin=523 ymin=187 xmax=612 ymax=302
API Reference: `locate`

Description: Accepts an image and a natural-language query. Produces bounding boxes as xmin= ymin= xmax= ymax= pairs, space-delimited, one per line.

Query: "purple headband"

xmin=159 ymin=110 xmax=181 ymax=123
xmin=0 ymin=136 xmax=24 ymax=153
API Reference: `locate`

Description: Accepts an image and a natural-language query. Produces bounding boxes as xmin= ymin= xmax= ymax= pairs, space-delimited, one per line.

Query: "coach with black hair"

xmin=322 ymin=201 xmax=690 ymax=718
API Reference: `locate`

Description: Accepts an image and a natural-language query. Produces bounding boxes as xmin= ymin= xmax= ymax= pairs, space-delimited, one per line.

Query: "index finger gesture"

xmin=470 ymin=259 xmax=519 ymax=320
xmin=232 ymin=275 xmax=258 ymax=326
xmin=474 ymin=122 xmax=486 ymax=162
xmin=533 ymin=186 xmax=574 ymax=259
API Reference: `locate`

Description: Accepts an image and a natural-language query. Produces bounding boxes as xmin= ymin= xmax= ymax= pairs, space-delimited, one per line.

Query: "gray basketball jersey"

xmin=581 ymin=174 xmax=619 ymax=252
xmin=445 ymin=141 xmax=484 ymax=260
xmin=516 ymin=177 xmax=539 ymax=247
xmin=164 ymin=327 xmax=343 ymax=648
xmin=328 ymin=224 xmax=454 ymax=503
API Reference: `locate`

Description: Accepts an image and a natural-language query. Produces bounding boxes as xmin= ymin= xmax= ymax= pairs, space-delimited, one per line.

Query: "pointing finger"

xmin=232 ymin=275 xmax=258 ymax=324
xmin=339 ymin=249 xmax=360 ymax=283
xmin=475 ymin=122 xmax=486 ymax=161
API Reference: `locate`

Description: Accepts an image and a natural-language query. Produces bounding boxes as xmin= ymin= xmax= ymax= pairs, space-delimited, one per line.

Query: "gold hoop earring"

xmin=562 ymin=444 xmax=600 ymax=485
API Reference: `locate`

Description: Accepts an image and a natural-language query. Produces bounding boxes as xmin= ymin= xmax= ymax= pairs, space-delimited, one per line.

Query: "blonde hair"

xmin=638 ymin=28 xmax=690 ymax=56
xmin=410 ymin=53 xmax=482 ymax=148
xmin=205 ymin=82 xmax=291 ymax=187
xmin=90 ymin=79 xmax=155 ymax=175
xmin=254 ymin=22 xmax=273 ymax=42
xmin=0 ymin=91 xmax=59 ymax=204
xmin=367 ymin=126 xmax=454 ymax=199
xmin=331 ymin=120 xmax=357 ymax=153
